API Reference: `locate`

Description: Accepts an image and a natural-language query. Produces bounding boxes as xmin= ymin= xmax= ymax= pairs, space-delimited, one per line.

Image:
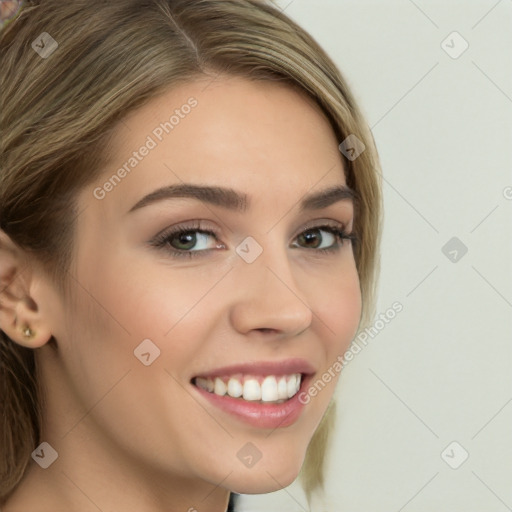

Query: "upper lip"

xmin=192 ymin=358 xmax=316 ymax=379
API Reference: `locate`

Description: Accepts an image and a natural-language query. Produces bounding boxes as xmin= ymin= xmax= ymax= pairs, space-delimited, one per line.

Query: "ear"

xmin=0 ymin=229 xmax=53 ymax=348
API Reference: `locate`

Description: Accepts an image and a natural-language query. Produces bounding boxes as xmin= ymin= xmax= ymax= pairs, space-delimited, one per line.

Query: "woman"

xmin=0 ymin=1 xmax=382 ymax=510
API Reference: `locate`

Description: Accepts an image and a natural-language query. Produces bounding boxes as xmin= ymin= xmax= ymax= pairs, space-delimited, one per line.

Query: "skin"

xmin=0 ymin=75 xmax=361 ymax=512
xmin=0 ymin=0 xmax=20 ymax=21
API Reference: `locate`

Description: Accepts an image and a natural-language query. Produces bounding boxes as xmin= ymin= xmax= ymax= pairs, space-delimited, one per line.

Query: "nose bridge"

xmin=228 ymin=233 xmax=313 ymax=336
xmin=236 ymin=232 xmax=297 ymax=292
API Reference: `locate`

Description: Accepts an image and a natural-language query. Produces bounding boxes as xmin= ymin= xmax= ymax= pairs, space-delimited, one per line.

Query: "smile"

xmin=192 ymin=373 xmax=302 ymax=404
xmin=190 ymin=359 xmax=315 ymax=429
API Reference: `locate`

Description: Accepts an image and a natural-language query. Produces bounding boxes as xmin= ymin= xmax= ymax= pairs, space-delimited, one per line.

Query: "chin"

xmin=223 ymin=455 xmax=304 ymax=495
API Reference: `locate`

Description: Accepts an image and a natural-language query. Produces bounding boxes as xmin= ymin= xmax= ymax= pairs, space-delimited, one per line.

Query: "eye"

xmin=150 ymin=222 xmax=223 ymax=258
xmin=150 ymin=221 xmax=356 ymax=259
xmin=292 ymin=224 xmax=356 ymax=254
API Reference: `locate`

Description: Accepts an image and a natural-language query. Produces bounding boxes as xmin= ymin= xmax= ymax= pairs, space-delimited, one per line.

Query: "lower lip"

xmin=192 ymin=375 xmax=311 ymax=429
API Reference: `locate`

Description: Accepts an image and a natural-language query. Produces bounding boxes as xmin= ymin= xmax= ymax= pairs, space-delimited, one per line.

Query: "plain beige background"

xmin=238 ymin=1 xmax=512 ymax=510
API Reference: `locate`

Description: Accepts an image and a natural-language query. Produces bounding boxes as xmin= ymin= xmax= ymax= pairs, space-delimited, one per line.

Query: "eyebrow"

xmin=127 ymin=183 xmax=355 ymax=214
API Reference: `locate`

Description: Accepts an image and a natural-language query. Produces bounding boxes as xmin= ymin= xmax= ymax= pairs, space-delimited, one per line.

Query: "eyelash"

xmin=150 ymin=221 xmax=357 ymax=259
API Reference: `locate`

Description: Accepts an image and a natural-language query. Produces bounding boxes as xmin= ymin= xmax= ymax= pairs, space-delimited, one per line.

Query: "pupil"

xmin=303 ymin=230 xmax=319 ymax=248
xmin=175 ymin=233 xmax=195 ymax=249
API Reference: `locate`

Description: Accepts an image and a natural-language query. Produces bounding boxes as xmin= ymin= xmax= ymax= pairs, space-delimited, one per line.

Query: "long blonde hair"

xmin=0 ymin=0 xmax=382 ymax=505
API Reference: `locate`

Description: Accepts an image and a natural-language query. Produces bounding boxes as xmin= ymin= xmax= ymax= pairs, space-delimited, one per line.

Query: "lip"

xmin=191 ymin=358 xmax=316 ymax=379
xmin=190 ymin=359 xmax=315 ymax=429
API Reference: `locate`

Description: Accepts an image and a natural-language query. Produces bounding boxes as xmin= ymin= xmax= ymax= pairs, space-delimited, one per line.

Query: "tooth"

xmin=261 ymin=376 xmax=278 ymax=402
xmin=286 ymin=374 xmax=297 ymax=398
xmin=214 ymin=377 xmax=227 ymax=396
xmin=209 ymin=374 xmax=302 ymax=401
xmin=195 ymin=377 xmax=210 ymax=392
xmin=242 ymin=378 xmax=261 ymax=401
xmin=277 ymin=376 xmax=288 ymax=400
xmin=227 ymin=377 xmax=243 ymax=398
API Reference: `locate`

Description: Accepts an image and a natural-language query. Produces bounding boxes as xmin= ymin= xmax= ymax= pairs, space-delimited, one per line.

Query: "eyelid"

xmin=150 ymin=220 xmax=222 ymax=248
xmin=293 ymin=218 xmax=349 ymax=236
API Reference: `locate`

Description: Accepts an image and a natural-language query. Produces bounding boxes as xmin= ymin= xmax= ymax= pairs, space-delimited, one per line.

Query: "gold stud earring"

xmin=23 ymin=325 xmax=34 ymax=338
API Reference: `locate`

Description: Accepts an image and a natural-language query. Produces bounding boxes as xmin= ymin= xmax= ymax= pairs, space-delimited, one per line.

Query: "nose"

xmin=228 ymin=243 xmax=313 ymax=339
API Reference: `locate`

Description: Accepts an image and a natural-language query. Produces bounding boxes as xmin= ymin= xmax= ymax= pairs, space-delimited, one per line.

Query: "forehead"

xmin=88 ymin=75 xmax=348 ymax=216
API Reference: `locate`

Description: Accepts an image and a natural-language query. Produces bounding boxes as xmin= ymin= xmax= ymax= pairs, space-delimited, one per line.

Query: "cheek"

xmin=73 ymin=255 xmax=227 ymax=390
xmin=57 ymin=258 xmax=228 ymax=468
xmin=303 ymin=261 xmax=361 ymax=407
xmin=315 ymin=260 xmax=362 ymax=354
xmin=82 ymin=252 xmax=215 ymax=336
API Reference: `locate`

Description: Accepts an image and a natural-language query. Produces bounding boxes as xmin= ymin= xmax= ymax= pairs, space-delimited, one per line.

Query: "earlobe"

xmin=0 ymin=230 xmax=53 ymax=349
xmin=10 ymin=300 xmax=53 ymax=349
xmin=14 ymin=324 xmax=52 ymax=350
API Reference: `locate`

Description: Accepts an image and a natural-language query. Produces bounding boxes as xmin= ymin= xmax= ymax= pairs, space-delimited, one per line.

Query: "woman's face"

xmin=41 ymin=75 xmax=361 ymax=502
